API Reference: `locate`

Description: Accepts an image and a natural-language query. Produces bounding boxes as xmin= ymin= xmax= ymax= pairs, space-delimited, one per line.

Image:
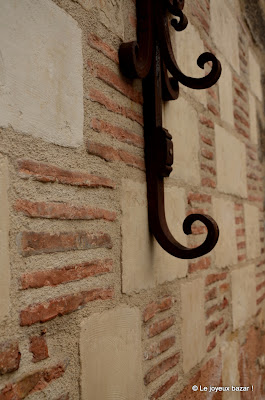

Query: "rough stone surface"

xmin=244 ymin=204 xmax=260 ymax=260
xmin=248 ymin=48 xmax=263 ymax=101
xmin=221 ymin=341 xmax=240 ymax=400
xmin=181 ymin=278 xmax=206 ymax=373
xmin=172 ymin=23 xmax=206 ymax=106
xmin=213 ymin=197 xmax=237 ymax=267
xmin=0 ymin=155 xmax=10 ymax=321
xmin=80 ymin=306 xmax=143 ymax=400
xmin=249 ymin=92 xmax=258 ymax=144
xmin=231 ymin=264 xmax=256 ymax=330
xmin=211 ymin=0 xmax=240 ymax=73
xmin=77 ymin=0 xmax=124 ymax=39
xmin=215 ymin=125 xmax=247 ymax=197
xmin=121 ymin=180 xmax=188 ymax=293
xmin=163 ymin=98 xmax=200 ymax=185
xmin=219 ymin=59 xmax=234 ymax=125
xmin=0 ymin=0 xmax=83 ymax=147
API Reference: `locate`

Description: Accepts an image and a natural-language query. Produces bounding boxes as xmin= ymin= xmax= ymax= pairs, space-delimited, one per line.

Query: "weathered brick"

xmin=189 ymin=257 xmax=211 ymax=274
xmin=148 ymin=316 xmax=175 ymax=338
xmin=201 ymin=177 xmax=216 ymax=188
xmin=205 ymin=287 xmax=217 ymax=302
xmin=143 ymin=297 xmax=173 ymax=322
xmin=219 ymin=323 xmax=229 ymax=336
xmin=257 ymin=292 xmax=265 ymax=305
xmin=144 ymin=353 xmax=179 ymax=385
xmin=88 ymin=61 xmax=143 ymax=104
xmin=87 ymin=33 xmax=119 ymax=64
xmin=235 ymin=122 xmax=249 ymax=139
xmin=87 ymin=141 xmax=145 ymax=171
xmin=206 ymin=317 xmax=224 ymax=335
xmin=55 ymin=394 xmax=69 ymax=400
xmin=219 ymin=297 xmax=229 ymax=311
xmin=199 ymin=115 xmax=214 ymax=129
xmin=200 ymin=135 xmax=213 ymax=146
xmin=29 ymin=336 xmax=49 ymax=363
xmin=20 ymin=288 xmax=114 ymax=326
xmin=21 ymin=259 xmax=113 ymax=289
xmin=19 ymin=231 xmax=112 ymax=257
xmin=15 ymin=200 xmax=116 ymax=221
xmin=144 ymin=337 xmax=175 ymax=360
xmin=18 ymin=160 xmax=115 ymax=189
xmin=150 ymin=374 xmax=178 ymax=400
xmin=201 ymin=148 xmax=214 ymax=160
xmin=89 ymin=88 xmax=143 ymax=126
xmin=234 ymin=110 xmax=250 ymax=128
xmin=206 ymin=304 xmax=218 ymax=318
xmin=205 ymin=273 xmax=227 ymax=286
xmin=207 ymin=337 xmax=216 ymax=352
xmin=187 ymin=193 xmax=211 ymax=204
xmin=200 ymin=163 xmax=216 ymax=176
xmin=219 ymin=283 xmax=230 ymax=293
xmin=0 ymin=342 xmax=21 ymax=375
xmin=0 ymin=363 xmax=65 ymax=400
xmin=207 ymin=103 xmax=220 ymax=117
xmin=91 ymin=118 xmax=144 ymax=148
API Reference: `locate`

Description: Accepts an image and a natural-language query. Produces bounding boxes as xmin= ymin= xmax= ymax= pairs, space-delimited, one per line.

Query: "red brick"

xmin=55 ymin=395 xmax=69 ymax=400
xmin=144 ymin=337 xmax=176 ymax=360
xmin=148 ymin=316 xmax=175 ymax=338
xmin=89 ymin=88 xmax=143 ymax=126
xmin=21 ymin=259 xmax=113 ymax=289
xmin=206 ymin=304 xmax=218 ymax=318
xmin=0 ymin=342 xmax=21 ymax=375
xmin=237 ymin=241 xmax=246 ymax=250
xmin=129 ymin=14 xmax=137 ymax=28
xmin=15 ymin=199 xmax=116 ymax=222
xmin=144 ymin=353 xmax=179 ymax=385
xmin=233 ymin=75 xmax=247 ymax=92
xmin=88 ymin=62 xmax=143 ymax=104
xmin=18 ymin=160 xmax=115 ymax=189
xmin=200 ymin=134 xmax=213 ymax=146
xmin=234 ymin=98 xmax=249 ymax=118
xmin=175 ymin=354 xmax=222 ymax=400
xmin=219 ymin=283 xmax=229 ymax=293
xmin=201 ymin=148 xmax=214 ymax=160
xmin=0 ymin=363 xmax=65 ymax=400
xmin=219 ymin=322 xmax=229 ymax=336
xmin=20 ymin=288 xmax=114 ymax=326
xmin=205 ymin=286 xmax=217 ymax=302
xmin=205 ymin=272 xmax=227 ymax=286
xmin=187 ymin=208 xmax=209 ymax=216
xmin=150 ymin=374 xmax=178 ymax=400
xmin=219 ymin=297 xmax=229 ymax=310
xmin=88 ymin=33 xmax=118 ymax=64
xmin=202 ymin=177 xmax=216 ymax=188
xmin=236 ymin=228 xmax=245 ymax=236
xmin=91 ymin=118 xmax=144 ymax=148
xmin=207 ymin=336 xmax=216 ymax=352
xmin=238 ymin=254 xmax=246 ymax=262
xmin=234 ymin=111 xmax=250 ymax=128
xmin=187 ymin=193 xmax=211 ymax=204
xmin=235 ymin=203 xmax=243 ymax=211
xmin=199 ymin=115 xmax=214 ymax=129
xmin=235 ymin=216 xmax=244 ymax=224
xmin=207 ymin=103 xmax=220 ymax=117
xmin=206 ymin=317 xmax=224 ymax=335
xmin=207 ymin=88 xmax=218 ymax=101
xmin=257 ymin=292 xmax=265 ymax=305
xmin=234 ymin=87 xmax=248 ymax=103
xmin=30 ymin=337 xmax=49 ymax=363
xmin=235 ymin=122 xmax=249 ymax=138
xmin=200 ymin=163 xmax=216 ymax=175
xmin=143 ymin=297 xmax=173 ymax=322
xmin=19 ymin=231 xmax=112 ymax=257
xmin=189 ymin=257 xmax=211 ymax=273
xmin=87 ymin=141 xmax=145 ymax=171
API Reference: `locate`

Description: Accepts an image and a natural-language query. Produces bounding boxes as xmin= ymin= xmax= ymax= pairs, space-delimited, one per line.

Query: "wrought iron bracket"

xmin=119 ymin=0 xmax=221 ymax=259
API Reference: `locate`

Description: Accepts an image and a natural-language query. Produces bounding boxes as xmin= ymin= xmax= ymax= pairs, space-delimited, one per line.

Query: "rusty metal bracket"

xmin=119 ymin=0 xmax=221 ymax=259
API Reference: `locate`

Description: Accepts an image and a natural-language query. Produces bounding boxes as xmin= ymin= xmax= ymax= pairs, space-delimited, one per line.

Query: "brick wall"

xmin=0 ymin=0 xmax=265 ymax=399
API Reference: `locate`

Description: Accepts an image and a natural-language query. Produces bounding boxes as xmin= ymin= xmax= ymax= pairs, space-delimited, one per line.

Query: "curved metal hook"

xmin=157 ymin=0 xmax=221 ymax=89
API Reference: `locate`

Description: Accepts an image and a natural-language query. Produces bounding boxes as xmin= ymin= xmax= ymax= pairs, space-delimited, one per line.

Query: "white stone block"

xmin=0 ymin=0 xmax=83 ymax=147
xmin=80 ymin=306 xmax=144 ymax=400
xmin=244 ymin=204 xmax=260 ymax=260
xmin=121 ymin=180 xmax=188 ymax=294
xmin=215 ymin=125 xmax=247 ymax=197
xmin=181 ymin=278 xmax=206 ymax=373
xmin=172 ymin=23 xmax=207 ymax=106
xmin=163 ymin=98 xmax=200 ymax=186
xmin=211 ymin=1 xmax=239 ymax=73
xmin=231 ymin=264 xmax=256 ymax=330
xmin=221 ymin=341 xmax=240 ymax=400
xmin=0 ymin=155 xmax=10 ymax=321
xmin=213 ymin=198 xmax=237 ymax=268
xmin=219 ymin=60 xmax=234 ymax=126
xmin=77 ymin=0 xmax=124 ymax=39
xmin=249 ymin=93 xmax=258 ymax=144
xmin=248 ymin=48 xmax=263 ymax=101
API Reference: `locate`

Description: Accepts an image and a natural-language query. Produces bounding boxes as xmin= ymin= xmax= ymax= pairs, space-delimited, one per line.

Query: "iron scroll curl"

xmin=119 ymin=0 xmax=221 ymax=259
